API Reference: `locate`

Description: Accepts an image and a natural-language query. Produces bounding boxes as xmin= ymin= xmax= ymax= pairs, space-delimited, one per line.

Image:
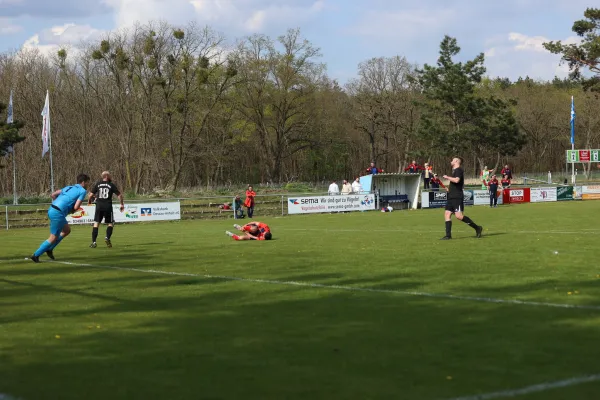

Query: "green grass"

xmin=1 ymin=202 xmax=600 ymax=400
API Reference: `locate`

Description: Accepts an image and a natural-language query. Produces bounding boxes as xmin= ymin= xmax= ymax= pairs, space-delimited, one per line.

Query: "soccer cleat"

xmin=440 ymin=236 xmax=452 ymax=240
xmin=90 ymin=242 xmax=97 ymax=248
xmin=233 ymin=224 xmax=242 ymax=230
xmin=30 ymin=255 xmax=40 ymax=263
xmin=46 ymin=250 xmax=55 ymax=260
xmin=226 ymin=231 xmax=234 ymax=237
xmin=476 ymin=226 xmax=483 ymax=238
xmin=105 ymin=238 xmax=112 ymax=248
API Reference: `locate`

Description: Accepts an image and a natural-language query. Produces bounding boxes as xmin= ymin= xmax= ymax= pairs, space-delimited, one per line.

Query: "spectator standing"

xmin=423 ymin=163 xmax=433 ymax=189
xmin=352 ymin=177 xmax=362 ymax=194
xmin=430 ymin=174 xmax=446 ymax=191
xmin=244 ymin=185 xmax=256 ymax=218
xmin=328 ymin=180 xmax=340 ymax=195
xmin=404 ymin=160 xmax=423 ymax=173
xmin=366 ymin=162 xmax=384 ymax=175
xmin=341 ymin=180 xmax=352 ymax=195
xmin=486 ymin=175 xmax=500 ymax=207
xmin=501 ymin=164 xmax=513 ymax=180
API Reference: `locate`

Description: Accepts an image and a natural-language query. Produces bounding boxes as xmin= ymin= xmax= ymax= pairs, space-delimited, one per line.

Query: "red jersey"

xmin=242 ymin=222 xmax=270 ymax=240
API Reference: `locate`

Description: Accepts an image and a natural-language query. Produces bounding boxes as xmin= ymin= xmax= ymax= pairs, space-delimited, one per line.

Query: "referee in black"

xmin=88 ymin=171 xmax=124 ymax=248
xmin=441 ymin=157 xmax=483 ymax=240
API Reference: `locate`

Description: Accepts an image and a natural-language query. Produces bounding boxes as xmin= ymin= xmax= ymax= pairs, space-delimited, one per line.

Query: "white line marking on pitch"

xmin=444 ymin=373 xmax=600 ymax=400
xmin=9 ymin=259 xmax=595 ymax=311
xmin=283 ymin=228 xmax=600 ymax=235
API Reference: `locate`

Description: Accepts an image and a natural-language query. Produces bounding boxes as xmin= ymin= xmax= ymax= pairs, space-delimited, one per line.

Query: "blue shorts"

xmin=48 ymin=207 xmax=68 ymax=236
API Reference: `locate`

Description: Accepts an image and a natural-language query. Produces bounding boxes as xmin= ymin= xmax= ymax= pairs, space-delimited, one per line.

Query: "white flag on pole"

xmin=6 ymin=90 xmax=14 ymax=155
xmin=41 ymin=90 xmax=50 ymax=158
xmin=7 ymin=90 xmax=13 ymax=124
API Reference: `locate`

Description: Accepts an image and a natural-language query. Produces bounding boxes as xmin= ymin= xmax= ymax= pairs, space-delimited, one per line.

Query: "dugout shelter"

xmin=359 ymin=173 xmax=421 ymax=210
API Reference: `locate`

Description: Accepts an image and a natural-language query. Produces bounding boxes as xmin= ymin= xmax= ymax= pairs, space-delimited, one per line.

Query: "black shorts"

xmin=94 ymin=207 xmax=114 ymax=224
xmin=445 ymin=198 xmax=464 ymax=213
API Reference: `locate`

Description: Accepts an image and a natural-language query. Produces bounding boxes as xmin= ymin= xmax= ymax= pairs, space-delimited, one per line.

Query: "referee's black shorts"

xmin=94 ymin=206 xmax=114 ymax=224
xmin=445 ymin=197 xmax=464 ymax=213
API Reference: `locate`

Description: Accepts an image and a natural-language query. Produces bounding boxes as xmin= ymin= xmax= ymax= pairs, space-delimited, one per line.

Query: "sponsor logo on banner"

xmin=287 ymin=194 xmax=376 ymax=214
xmin=557 ymin=186 xmax=574 ymax=201
xmin=583 ymin=185 xmax=600 ymax=194
xmin=530 ymin=187 xmax=557 ymax=203
xmin=71 ymin=208 xmax=87 ymax=219
xmin=125 ymin=206 xmax=138 ymax=219
xmin=434 ymin=192 xmax=447 ymax=200
xmin=583 ymin=193 xmax=600 ymax=200
xmin=141 ymin=207 xmax=152 ymax=217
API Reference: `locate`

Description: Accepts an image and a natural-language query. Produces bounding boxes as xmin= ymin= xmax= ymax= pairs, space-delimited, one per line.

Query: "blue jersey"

xmin=52 ymin=184 xmax=87 ymax=216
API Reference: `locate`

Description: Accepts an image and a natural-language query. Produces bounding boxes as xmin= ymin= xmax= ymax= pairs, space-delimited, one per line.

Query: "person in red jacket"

xmin=501 ymin=175 xmax=511 ymax=188
xmin=226 ymin=221 xmax=272 ymax=241
xmin=404 ymin=160 xmax=423 ymax=173
xmin=244 ymin=185 xmax=256 ymax=218
xmin=429 ymin=174 xmax=447 ymax=191
xmin=501 ymin=165 xmax=513 ymax=180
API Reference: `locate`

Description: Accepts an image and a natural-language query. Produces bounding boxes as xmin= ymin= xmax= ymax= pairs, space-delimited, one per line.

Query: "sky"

xmin=0 ymin=0 xmax=590 ymax=84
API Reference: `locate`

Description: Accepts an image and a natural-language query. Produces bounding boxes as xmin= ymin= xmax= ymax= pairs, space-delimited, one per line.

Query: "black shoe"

xmin=476 ymin=226 xmax=483 ymax=238
xmin=90 ymin=242 xmax=97 ymax=248
xmin=105 ymin=238 xmax=112 ymax=248
xmin=46 ymin=250 xmax=55 ymax=260
xmin=440 ymin=236 xmax=452 ymax=240
xmin=30 ymin=255 xmax=40 ymax=263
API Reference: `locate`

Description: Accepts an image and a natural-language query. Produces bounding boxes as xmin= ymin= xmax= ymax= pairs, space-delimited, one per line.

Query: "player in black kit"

xmin=88 ymin=171 xmax=124 ymax=248
xmin=441 ymin=157 xmax=483 ymax=240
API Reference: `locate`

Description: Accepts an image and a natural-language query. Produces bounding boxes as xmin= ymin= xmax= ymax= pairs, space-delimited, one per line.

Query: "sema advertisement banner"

xmin=66 ymin=202 xmax=181 ymax=224
xmin=557 ymin=186 xmax=574 ymax=201
xmin=287 ymin=194 xmax=376 ymax=214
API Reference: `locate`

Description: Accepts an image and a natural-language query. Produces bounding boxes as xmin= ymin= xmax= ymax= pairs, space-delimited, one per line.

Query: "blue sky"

xmin=0 ymin=0 xmax=589 ymax=83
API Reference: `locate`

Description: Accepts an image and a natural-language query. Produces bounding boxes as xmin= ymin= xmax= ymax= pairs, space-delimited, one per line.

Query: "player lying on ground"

xmin=88 ymin=171 xmax=124 ymax=248
xmin=30 ymin=174 xmax=91 ymax=262
xmin=226 ymin=222 xmax=272 ymax=240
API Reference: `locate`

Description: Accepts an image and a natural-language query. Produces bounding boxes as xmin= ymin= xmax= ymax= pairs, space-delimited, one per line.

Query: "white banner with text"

xmin=66 ymin=202 xmax=181 ymax=224
xmin=287 ymin=194 xmax=376 ymax=214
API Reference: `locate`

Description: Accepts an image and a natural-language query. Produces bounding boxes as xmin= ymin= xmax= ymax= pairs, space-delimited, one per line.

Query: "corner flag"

xmin=570 ymin=96 xmax=575 ymax=145
xmin=41 ymin=90 xmax=50 ymax=158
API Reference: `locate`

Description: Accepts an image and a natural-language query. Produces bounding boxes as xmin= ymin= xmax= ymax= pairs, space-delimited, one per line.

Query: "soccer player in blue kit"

xmin=30 ymin=174 xmax=91 ymax=263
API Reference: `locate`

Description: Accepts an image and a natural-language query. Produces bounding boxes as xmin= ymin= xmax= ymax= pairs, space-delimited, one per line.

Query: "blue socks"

xmin=48 ymin=235 xmax=64 ymax=251
xmin=34 ymin=240 xmax=53 ymax=257
xmin=34 ymin=236 xmax=64 ymax=257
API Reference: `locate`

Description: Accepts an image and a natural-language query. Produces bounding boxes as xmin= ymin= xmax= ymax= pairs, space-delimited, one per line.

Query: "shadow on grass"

xmin=1 ymin=271 xmax=600 ymax=400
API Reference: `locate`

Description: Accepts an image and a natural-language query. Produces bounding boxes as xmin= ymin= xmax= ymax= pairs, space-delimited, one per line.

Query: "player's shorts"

xmin=94 ymin=206 xmax=114 ymax=224
xmin=48 ymin=207 xmax=67 ymax=236
xmin=445 ymin=198 xmax=464 ymax=213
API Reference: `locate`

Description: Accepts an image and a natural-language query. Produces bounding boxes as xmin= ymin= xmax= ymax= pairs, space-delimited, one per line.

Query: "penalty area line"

xmin=42 ymin=259 xmax=600 ymax=311
xmin=444 ymin=373 xmax=600 ymax=400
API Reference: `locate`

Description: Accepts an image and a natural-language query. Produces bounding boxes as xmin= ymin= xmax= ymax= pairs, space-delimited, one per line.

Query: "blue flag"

xmin=570 ymin=96 xmax=575 ymax=145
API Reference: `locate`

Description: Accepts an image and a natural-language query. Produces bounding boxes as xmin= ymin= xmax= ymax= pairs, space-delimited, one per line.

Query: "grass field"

xmin=2 ymin=202 xmax=600 ymax=400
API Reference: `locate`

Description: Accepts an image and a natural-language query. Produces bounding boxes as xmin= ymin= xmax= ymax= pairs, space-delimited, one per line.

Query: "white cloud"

xmin=102 ymin=0 xmax=325 ymax=33
xmin=484 ymin=32 xmax=581 ymax=81
xmin=21 ymin=23 xmax=105 ymax=58
xmin=351 ymin=8 xmax=456 ymax=39
xmin=0 ymin=17 xmax=22 ymax=35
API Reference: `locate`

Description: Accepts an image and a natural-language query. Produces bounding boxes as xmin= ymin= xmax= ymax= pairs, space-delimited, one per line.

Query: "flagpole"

xmin=12 ymin=151 xmax=17 ymax=205
xmin=571 ymin=96 xmax=575 ymax=184
xmin=48 ymin=94 xmax=54 ymax=193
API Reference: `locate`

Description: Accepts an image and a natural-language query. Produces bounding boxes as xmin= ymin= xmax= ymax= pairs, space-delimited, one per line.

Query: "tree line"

xmin=0 ymin=9 xmax=599 ymax=196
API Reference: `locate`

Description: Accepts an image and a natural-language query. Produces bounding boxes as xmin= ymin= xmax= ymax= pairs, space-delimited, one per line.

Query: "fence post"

xmin=5 ymin=206 xmax=8 ymax=230
xmin=281 ymin=195 xmax=284 ymax=216
xmin=233 ymin=196 xmax=237 ymax=220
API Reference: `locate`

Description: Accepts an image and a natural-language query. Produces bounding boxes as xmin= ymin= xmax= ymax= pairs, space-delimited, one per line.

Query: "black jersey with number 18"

xmin=448 ymin=167 xmax=464 ymax=199
xmin=92 ymin=181 xmax=120 ymax=209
